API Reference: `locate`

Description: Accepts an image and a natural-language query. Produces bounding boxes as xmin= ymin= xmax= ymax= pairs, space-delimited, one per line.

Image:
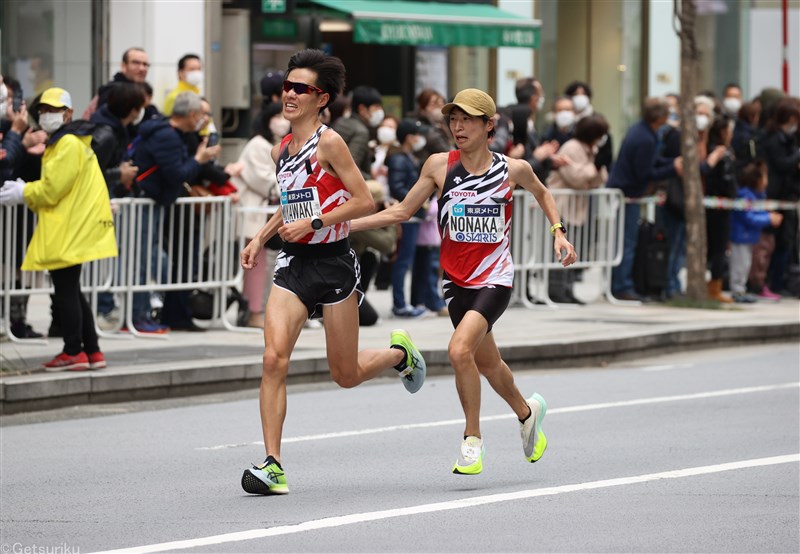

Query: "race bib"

xmin=280 ymin=187 xmax=321 ymax=224
xmin=448 ymin=203 xmax=505 ymax=243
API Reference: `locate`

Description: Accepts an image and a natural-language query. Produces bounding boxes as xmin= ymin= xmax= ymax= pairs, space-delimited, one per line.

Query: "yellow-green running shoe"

xmin=390 ymin=329 xmax=426 ymax=393
xmin=241 ymin=457 xmax=289 ymax=495
xmin=452 ymin=436 xmax=485 ymax=475
xmin=520 ymin=393 xmax=547 ymax=463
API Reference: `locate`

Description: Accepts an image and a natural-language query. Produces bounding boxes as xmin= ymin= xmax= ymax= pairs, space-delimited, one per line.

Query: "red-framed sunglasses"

xmin=282 ymin=80 xmax=325 ymax=95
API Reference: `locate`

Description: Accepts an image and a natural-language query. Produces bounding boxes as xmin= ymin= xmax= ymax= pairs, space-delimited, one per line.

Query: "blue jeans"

xmin=661 ymin=207 xmax=686 ymax=296
xmin=612 ymin=203 xmax=641 ymax=295
xmin=411 ymin=245 xmax=446 ymax=312
xmin=132 ymin=206 xmax=168 ymax=322
xmin=391 ymin=222 xmax=420 ymax=310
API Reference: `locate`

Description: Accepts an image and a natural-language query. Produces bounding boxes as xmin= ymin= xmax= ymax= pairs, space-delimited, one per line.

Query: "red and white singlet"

xmin=438 ymin=150 xmax=514 ymax=288
xmin=276 ymin=125 xmax=350 ymax=244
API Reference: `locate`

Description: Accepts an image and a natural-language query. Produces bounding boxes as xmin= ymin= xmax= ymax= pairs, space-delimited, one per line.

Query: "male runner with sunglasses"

xmin=351 ymin=88 xmax=577 ymax=475
xmin=239 ymin=49 xmax=426 ymax=495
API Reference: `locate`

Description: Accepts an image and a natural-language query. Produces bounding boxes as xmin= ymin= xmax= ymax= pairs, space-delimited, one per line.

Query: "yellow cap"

xmin=442 ymin=88 xmax=496 ymax=118
xmin=39 ymin=87 xmax=72 ymax=109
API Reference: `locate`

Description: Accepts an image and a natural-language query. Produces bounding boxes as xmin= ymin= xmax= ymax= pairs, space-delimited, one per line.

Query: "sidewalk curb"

xmin=1 ymin=321 xmax=797 ymax=414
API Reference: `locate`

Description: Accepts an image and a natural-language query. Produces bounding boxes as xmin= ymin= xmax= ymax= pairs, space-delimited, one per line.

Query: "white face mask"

xmin=368 ymin=108 xmax=385 ymax=128
xmin=184 ymin=70 xmax=204 ymax=88
xmin=269 ymin=116 xmax=291 ymax=139
xmin=412 ymin=135 xmax=427 ymax=152
xmin=786 ymin=124 xmax=798 ymax=135
xmin=572 ymin=94 xmax=590 ymax=112
xmin=0 ymin=83 xmax=7 ymax=103
xmin=377 ymin=125 xmax=396 ymax=145
xmin=695 ymin=114 xmax=710 ymax=132
xmin=536 ymin=96 xmax=545 ymax=111
xmin=133 ymin=107 xmax=145 ymax=126
xmin=555 ymin=110 xmax=576 ymax=129
xmin=668 ymin=109 xmax=680 ymax=127
xmin=39 ymin=112 xmax=65 ymax=134
xmin=597 ymin=134 xmax=608 ymax=148
xmin=723 ymin=97 xmax=742 ymax=116
xmin=194 ymin=115 xmax=207 ymax=132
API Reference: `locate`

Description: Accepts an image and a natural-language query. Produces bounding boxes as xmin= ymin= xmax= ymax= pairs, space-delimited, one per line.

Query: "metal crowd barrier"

xmin=1 ymin=196 xmax=234 ymax=343
xmin=511 ymin=188 xmax=626 ymax=307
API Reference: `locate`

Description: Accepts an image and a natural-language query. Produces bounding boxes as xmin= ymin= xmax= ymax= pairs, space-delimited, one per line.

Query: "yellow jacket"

xmin=22 ymin=133 xmax=118 ymax=271
xmin=162 ymin=80 xmax=200 ymax=117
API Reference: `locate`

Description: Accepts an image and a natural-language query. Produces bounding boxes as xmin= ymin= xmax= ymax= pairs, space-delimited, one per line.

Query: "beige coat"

xmin=546 ymin=138 xmax=607 ymax=226
xmin=230 ymin=135 xmax=279 ymax=239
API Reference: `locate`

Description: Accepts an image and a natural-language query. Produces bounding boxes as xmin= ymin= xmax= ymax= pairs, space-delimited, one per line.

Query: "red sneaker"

xmin=43 ymin=352 xmax=90 ymax=372
xmin=87 ymin=351 xmax=107 ymax=370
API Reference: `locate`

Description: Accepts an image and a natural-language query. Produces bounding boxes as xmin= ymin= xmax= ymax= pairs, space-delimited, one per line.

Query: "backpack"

xmin=48 ymin=120 xmax=117 ymax=172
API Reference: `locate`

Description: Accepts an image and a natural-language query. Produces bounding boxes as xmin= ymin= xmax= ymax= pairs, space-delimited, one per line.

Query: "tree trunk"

xmin=676 ymin=0 xmax=707 ymax=300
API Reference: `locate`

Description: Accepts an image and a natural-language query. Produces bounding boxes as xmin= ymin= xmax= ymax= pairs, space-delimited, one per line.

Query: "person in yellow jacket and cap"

xmin=0 ymin=87 xmax=117 ymax=371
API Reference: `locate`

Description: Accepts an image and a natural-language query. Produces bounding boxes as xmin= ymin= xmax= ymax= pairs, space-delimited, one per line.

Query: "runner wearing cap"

xmin=238 ymin=49 xmax=426 ymax=495
xmin=351 ymin=88 xmax=577 ymax=475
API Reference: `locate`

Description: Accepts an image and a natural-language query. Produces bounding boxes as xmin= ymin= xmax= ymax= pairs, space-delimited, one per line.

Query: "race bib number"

xmin=280 ymin=187 xmax=321 ymax=224
xmin=448 ymin=203 xmax=505 ymax=243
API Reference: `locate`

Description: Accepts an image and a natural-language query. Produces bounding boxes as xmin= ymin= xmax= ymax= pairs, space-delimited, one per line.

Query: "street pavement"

xmin=1 ymin=343 xmax=798 ymax=552
xmin=1 ymin=270 xmax=798 ymax=414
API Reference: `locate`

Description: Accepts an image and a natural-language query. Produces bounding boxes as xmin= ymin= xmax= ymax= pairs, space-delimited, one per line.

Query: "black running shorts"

xmin=442 ymin=275 xmax=512 ymax=332
xmin=273 ymin=239 xmax=363 ymax=319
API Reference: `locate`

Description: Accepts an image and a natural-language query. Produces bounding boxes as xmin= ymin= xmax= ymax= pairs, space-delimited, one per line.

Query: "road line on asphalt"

xmin=196 ymin=381 xmax=799 ymax=451
xmin=640 ymin=363 xmax=694 ymax=372
xmin=90 ymin=453 xmax=800 ymax=554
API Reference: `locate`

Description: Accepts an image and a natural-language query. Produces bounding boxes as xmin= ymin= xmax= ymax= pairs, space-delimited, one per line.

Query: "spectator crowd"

xmin=1 ymin=47 xmax=799 ymax=370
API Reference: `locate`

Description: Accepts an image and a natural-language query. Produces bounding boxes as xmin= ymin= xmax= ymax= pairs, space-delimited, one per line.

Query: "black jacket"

xmin=762 ymin=130 xmax=800 ymax=201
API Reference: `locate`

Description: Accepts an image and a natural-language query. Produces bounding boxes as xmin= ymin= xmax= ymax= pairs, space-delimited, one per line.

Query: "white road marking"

xmin=196 ymin=382 xmax=800 ymax=451
xmin=640 ymin=363 xmax=693 ymax=372
xmin=91 ymin=453 xmax=800 ymax=554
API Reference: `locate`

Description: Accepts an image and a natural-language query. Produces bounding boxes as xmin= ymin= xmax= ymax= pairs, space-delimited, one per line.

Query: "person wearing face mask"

xmin=128 ymin=91 xmax=220 ymax=334
xmin=564 ymin=81 xmax=614 ymax=173
xmin=702 ymin=114 xmax=738 ymax=303
xmin=546 ymin=114 xmax=610 ymax=304
xmin=409 ymin=89 xmax=454 ymax=163
xmin=721 ymin=83 xmax=743 ymax=117
xmin=0 ymin=76 xmax=49 ymax=340
xmin=162 ymin=54 xmax=204 ymax=117
xmin=0 ymin=87 xmax=117 ymax=370
xmin=386 ymin=119 xmax=429 ymax=318
xmin=543 ymin=96 xmax=577 ymax=147
xmin=372 ymin=115 xmax=398 ymax=191
xmin=229 ymin=101 xmax=289 ymax=328
xmin=88 ymin=82 xmax=147 ymax=330
xmin=759 ymin=98 xmax=800 ymax=296
xmin=332 ymin=85 xmax=384 ymax=181
xmin=89 ymin=82 xmax=146 ymax=198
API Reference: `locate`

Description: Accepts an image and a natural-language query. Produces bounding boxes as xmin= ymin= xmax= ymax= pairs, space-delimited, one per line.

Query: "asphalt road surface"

xmin=2 ymin=343 xmax=798 ymax=553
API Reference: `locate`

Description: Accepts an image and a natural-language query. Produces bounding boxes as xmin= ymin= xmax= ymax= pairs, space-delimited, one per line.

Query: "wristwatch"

xmin=311 ymin=216 xmax=324 ymax=230
xmin=550 ymin=222 xmax=567 ymax=236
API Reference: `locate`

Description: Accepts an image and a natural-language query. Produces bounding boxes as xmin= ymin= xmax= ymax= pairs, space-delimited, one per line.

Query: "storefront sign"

xmin=262 ymin=0 xmax=286 ymax=14
xmin=353 ymin=20 xmax=539 ymax=48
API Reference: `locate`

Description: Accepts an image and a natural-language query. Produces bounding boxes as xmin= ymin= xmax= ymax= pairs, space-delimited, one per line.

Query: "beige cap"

xmin=442 ymin=88 xmax=496 ymax=118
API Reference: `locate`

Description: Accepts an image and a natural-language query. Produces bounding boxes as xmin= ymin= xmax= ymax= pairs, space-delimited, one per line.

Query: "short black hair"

xmin=564 ymin=81 xmax=593 ymax=98
xmin=254 ymin=101 xmax=285 ymax=142
xmin=573 ymin=114 xmax=609 ymax=145
xmin=351 ymin=85 xmax=382 ymax=111
xmin=178 ymin=54 xmax=201 ymax=71
xmin=286 ymin=48 xmax=345 ymax=110
xmin=707 ymin=113 xmax=733 ymax=149
xmin=515 ymin=77 xmax=540 ymax=104
xmin=105 ymin=82 xmax=146 ymax=118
